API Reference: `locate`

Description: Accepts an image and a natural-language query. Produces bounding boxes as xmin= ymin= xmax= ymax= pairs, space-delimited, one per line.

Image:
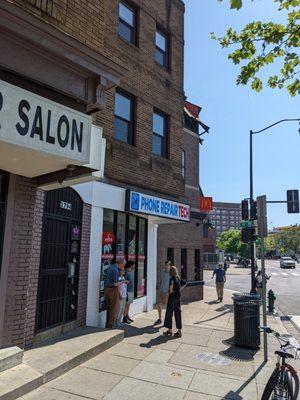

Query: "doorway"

xmin=36 ymin=188 xmax=83 ymax=331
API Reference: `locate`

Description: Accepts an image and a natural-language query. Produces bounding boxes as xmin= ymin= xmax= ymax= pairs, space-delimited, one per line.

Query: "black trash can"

xmin=233 ymin=293 xmax=260 ymax=349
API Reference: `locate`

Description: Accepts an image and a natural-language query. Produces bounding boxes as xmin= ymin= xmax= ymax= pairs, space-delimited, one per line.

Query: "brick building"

xmin=0 ymin=0 xmax=189 ymax=348
xmin=157 ymin=101 xmax=213 ymax=302
xmin=0 ymin=0 xmax=125 ymax=348
xmin=209 ymin=202 xmax=242 ymax=237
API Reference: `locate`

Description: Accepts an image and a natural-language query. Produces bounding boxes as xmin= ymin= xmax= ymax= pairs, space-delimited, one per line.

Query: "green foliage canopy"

xmin=213 ymin=0 xmax=300 ymax=96
xmin=217 ymin=229 xmax=250 ymax=258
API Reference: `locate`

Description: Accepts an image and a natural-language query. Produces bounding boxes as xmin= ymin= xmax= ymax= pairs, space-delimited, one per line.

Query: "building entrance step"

xmin=0 ymin=327 xmax=123 ymax=400
xmin=0 ymin=347 xmax=23 ymax=373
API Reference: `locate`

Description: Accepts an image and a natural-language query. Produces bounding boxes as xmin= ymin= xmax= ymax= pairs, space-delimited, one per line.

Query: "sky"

xmin=184 ymin=0 xmax=300 ymax=229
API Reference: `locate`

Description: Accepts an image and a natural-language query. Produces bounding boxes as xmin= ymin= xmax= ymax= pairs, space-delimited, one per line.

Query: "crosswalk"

xmin=270 ymin=271 xmax=299 ymax=277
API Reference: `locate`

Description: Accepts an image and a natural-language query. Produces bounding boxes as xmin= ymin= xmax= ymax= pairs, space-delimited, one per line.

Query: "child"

xmin=115 ymin=268 xmax=127 ymax=327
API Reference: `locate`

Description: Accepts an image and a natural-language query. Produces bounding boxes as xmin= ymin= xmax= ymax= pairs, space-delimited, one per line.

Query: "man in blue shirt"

xmin=212 ymin=263 xmax=226 ymax=302
xmin=104 ymin=259 xmax=127 ymax=328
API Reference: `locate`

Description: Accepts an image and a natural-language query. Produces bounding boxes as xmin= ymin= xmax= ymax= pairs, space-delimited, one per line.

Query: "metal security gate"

xmin=36 ymin=188 xmax=82 ymax=331
xmin=0 ymin=172 xmax=8 ymax=276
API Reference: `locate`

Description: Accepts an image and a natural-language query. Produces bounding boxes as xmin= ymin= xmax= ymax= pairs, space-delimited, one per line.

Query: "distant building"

xmin=209 ymin=202 xmax=242 ymax=237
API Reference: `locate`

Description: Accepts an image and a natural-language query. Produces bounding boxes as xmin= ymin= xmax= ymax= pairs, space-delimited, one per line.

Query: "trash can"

xmin=233 ymin=293 xmax=260 ymax=349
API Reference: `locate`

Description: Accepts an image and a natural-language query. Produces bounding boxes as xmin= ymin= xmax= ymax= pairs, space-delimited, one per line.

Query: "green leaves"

xmin=214 ymin=0 xmax=300 ymax=95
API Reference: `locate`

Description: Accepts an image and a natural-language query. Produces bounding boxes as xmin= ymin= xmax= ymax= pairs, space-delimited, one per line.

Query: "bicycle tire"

xmin=261 ymin=368 xmax=280 ymax=400
xmin=286 ymin=370 xmax=299 ymax=400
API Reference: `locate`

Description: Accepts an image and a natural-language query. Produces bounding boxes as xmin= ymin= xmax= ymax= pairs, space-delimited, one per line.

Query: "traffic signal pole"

xmin=249 ymin=130 xmax=257 ymax=294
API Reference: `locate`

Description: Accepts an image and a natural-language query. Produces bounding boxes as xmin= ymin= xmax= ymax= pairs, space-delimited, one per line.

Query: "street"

xmin=204 ymin=260 xmax=300 ymax=317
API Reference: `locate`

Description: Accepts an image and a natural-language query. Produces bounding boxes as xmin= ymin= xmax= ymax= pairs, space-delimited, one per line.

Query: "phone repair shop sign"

xmin=0 ymin=80 xmax=91 ymax=176
xmin=126 ymin=190 xmax=191 ymax=222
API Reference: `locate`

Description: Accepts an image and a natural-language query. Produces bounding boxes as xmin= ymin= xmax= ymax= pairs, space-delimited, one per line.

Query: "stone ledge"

xmin=0 ymin=327 xmax=123 ymax=400
xmin=0 ymin=347 xmax=23 ymax=373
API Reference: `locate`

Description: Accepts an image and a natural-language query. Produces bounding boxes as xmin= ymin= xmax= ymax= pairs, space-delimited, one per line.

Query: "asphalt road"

xmin=204 ymin=259 xmax=300 ymax=317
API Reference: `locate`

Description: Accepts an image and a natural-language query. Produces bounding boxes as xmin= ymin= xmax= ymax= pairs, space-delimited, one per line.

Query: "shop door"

xmin=0 ymin=172 xmax=8 ymax=275
xmin=37 ymin=188 xmax=82 ymax=331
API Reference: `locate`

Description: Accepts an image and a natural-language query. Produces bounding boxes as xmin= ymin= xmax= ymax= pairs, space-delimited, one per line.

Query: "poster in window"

xmin=71 ymin=225 xmax=81 ymax=240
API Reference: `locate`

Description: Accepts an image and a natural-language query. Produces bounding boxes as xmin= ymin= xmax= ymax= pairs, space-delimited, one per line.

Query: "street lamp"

xmin=249 ymin=118 xmax=300 ymax=294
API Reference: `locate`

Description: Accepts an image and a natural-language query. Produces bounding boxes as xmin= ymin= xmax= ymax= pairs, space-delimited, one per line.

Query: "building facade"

xmin=157 ymin=101 xmax=211 ymax=302
xmin=209 ymin=202 xmax=242 ymax=237
xmin=74 ymin=0 xmax=187 ymax=327
xmin=0 ymin=0 xmax=125 ymax=348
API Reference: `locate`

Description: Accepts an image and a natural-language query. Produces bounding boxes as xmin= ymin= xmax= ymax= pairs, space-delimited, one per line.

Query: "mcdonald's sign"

xmin=200 ymin=196 xmax=213 ymax=211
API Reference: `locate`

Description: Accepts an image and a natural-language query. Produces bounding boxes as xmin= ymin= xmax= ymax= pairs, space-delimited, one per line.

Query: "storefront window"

xmin=100 ymin=210 xmax=147 ymax=308
xmin=100 ymin=209 xmax=115 ymax=310
xmin=137 ymin=218 xmax=146 ymax=297
xmin=116 ymin=212 xmax=126 ymax=261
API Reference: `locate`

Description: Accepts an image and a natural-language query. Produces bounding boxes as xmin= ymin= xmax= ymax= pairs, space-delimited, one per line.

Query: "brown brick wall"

xmin=77 ymin=203 xmax=91 ymax=326
xmin=7 ymin=0 xmax=185 ymax=199
xmin=2 ymin=176 xmax=43 ymax=348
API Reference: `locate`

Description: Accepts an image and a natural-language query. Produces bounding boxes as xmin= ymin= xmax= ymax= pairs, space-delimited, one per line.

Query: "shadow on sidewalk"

xmin=194 ymin=308 xmax=232 ymax=325
xmin=222 ymin=361 xmax=265 ymax=399
xmin=123 ymin=322 xmax=160 ymax=339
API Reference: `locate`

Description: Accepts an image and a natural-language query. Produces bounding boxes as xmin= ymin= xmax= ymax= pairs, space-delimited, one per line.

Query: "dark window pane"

xmin=156 ymin=31 xmax=166 ymax=51
xmin=167 ymin=248 xmax=174 ymax=264
xmin=156 ymin=49 xmax=165 ymax=66
xmin=181 ymin=249 xmax=187 ymax=280
xmin=153 ymin=113 xmax=164 ymax=136
xmin=152 ymin=134 xmax=163 ymax=156
xmin=137 ymin=219 xmax=146 ymax=297
xmin=128 ymin=216 xmax=137 ymax=260
xmin=119 ymin=2 xmax=134 ymax=26
xmin=116 ymin=212 xmax=126 ymax=262
xmin=114 ymin=117 xmax=129 ymax=143
xmin=115 ymin=92 xmax=131 ymax=120
xmin=118 ymin=21 xmax=133 ymax=43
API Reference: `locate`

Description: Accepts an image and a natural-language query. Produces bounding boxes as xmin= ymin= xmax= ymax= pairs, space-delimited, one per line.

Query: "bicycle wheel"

xmin=261 ymin=368 xmax=280 ymax=400
xmin=286 ymin=370 xmax=299 ymax=400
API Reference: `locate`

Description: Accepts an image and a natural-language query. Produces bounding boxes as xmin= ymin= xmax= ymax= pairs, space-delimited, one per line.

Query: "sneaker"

xmin=123 ymin=316 xmax=131 ymax=324
xmin=127 ymin=316 xmax=134 ymax=322
xmin=154 ymin=319 xmax=162 ymax=325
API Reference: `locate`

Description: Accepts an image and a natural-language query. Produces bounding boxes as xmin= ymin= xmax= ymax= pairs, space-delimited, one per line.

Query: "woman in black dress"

xmin=163 ymin=266 xmax=187 ymax=338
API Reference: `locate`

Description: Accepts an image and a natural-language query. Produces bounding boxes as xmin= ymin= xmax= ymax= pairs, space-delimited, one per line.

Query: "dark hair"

xmin=165 ymin=260 xmax=172 ymax=265
xmin=125 ymin=260 xmax=135 ymax=269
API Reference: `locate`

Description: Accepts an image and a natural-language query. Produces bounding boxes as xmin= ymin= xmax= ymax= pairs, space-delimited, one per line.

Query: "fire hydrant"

xmin=268 ymin=290 xmax=276 ymax=313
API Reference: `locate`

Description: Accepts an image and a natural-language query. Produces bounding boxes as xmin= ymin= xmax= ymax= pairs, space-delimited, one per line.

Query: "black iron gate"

xmin=0 ymin=171 xmax=8 ymax=276
xmin=36 ymin=188 xmax=83 ymax=331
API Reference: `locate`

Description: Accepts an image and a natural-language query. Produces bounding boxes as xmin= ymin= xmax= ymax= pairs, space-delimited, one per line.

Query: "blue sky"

xmin=184 ymin=0 xmax=300 ymax=228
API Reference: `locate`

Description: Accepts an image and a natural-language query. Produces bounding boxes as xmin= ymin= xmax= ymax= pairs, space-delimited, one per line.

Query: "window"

xmin=181 ymin=151 xmax=185 ymax=179
xmin=194 ymin=249 xmax=200 ymax=280
xmin=156 ymin=29 xmax=169 ymax=68
xmin=118 ymin=1 xmax=137 ymax=44
xmin=152 ymin=111 xmax=167 ymax=157
xmin=114 ymin=90 xmax=134 ymax=144
xmin=167 ymin=248 xmax=174 ymax=264
xmin=181 ymin=249 xmax=187 ymax=280
xmin=100 ymin=210 xmax=148 ymax=310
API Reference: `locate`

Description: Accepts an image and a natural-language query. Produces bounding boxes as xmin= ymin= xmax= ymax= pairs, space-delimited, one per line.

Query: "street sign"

xmin=257 ymin=195 xmax=268 ymax=238
xmin=287 ymin=190 xmax=299 ymax=213
xmin=240 ymin=220 xmax=252 ymax=228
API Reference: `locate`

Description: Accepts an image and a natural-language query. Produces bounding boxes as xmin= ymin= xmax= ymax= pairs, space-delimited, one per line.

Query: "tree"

xmin=217 ymin=229 xmax=242 ymax=254
xmin=274 ymin=228 xmax=300 ymax=254
xmin=213 ymin=0 xmax=300 ymax=96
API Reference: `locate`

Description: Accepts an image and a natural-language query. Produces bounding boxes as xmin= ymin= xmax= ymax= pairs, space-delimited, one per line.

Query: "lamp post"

xmin=249 ymin=118 xmax=300 ymax=294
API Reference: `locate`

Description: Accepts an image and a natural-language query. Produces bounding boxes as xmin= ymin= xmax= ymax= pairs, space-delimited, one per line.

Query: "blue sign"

xmin=126 ymin=190 xmax=190 ymax=222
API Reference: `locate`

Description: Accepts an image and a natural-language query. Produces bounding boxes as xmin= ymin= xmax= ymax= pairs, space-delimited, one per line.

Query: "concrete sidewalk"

xmin=17 ymin=287 xmax=300 ymax=400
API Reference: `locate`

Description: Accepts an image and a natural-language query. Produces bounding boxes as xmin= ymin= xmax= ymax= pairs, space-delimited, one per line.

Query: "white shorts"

xmin=126 ymin=291 xmax=134 ymax=304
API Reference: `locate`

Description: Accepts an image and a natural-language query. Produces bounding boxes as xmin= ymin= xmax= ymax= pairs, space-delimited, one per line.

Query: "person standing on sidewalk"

xmin=123 ymin=261 xmax=135 ymax=324
xmin=154 ymin=260 xmax=171 ymax=325
xmin=212 ymin=263 xmax=226 ymax=302
xmin=255 ymin=270 xmax=270 ymax=299
xmin=104 ymin=259 xmax=127 ymax=328
xmin=115 ymin=267 xmax=128 ymax=327
xmin=163 ymin=266 xmax=187 ymax=338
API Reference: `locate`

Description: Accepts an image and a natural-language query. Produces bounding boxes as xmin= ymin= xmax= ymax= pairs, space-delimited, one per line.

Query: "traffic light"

xmin=241 ymin=227 xmax=256 ymax=243
xmin=287 ymin=190 xmax=299 ymax=214
xmin=241 ymin=199 xmax=249 ymax=220
xmin=250 ymin=201 xmax=257 ymax=220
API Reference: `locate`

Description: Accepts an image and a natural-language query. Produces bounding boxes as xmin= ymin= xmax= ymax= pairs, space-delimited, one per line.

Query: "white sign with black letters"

xmin=0 ymin=80 xmax=91 ymax=164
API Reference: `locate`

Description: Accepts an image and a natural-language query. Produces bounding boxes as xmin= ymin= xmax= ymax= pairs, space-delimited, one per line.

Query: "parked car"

xmin=280 ymin=256 xmax=296 ymax=269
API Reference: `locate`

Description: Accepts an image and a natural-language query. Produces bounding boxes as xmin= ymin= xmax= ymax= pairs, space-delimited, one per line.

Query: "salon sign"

xmin=126 ymin=190 xmax=190 ymax=222
xmin=0 ymin=80 xmax=91 ymax=164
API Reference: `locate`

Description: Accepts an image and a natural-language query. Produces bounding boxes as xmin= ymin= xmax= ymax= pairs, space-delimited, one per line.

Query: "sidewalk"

xmin=17 ymin=287 xmax=300 ymax=400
